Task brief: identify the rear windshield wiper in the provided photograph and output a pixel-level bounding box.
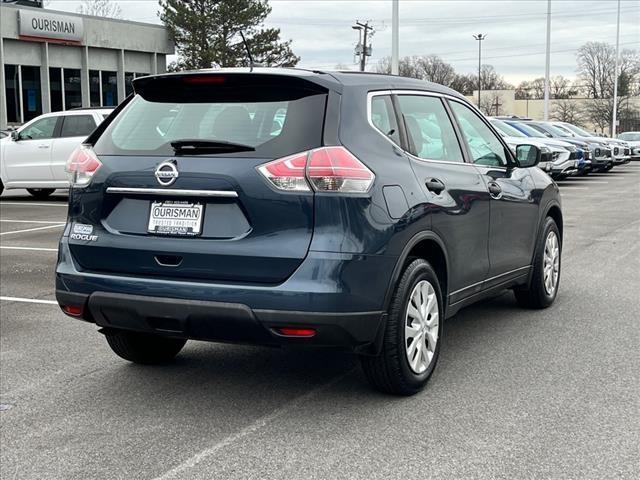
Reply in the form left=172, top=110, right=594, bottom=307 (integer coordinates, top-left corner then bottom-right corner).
left=170, top=139, right=255, bottom=155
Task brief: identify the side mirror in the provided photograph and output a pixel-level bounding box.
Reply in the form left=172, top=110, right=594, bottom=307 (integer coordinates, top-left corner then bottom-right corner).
left=516, top=144, right=541, bottom=168
left=11, top=130, right=19, bottom=141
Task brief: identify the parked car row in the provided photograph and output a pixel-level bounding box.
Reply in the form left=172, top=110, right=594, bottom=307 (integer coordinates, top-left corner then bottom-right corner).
left=0, top=108, right=112, bottom=197
left=493, top=116, right=634, bottom=180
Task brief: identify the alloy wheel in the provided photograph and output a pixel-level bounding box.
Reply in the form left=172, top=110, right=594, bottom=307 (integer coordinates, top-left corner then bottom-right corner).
left=543, top=231, right=560, bottom=296
left=405, top=280, right=439, bottom=374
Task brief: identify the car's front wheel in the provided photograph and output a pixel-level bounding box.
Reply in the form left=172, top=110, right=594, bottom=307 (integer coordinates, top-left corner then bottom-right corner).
left=26, top=188, right=55, bottom=199
left=361, top=258, right=443, bottom=395
left=104, top=329, right=187, bottom=364
left=514, top=216, right=561, bottom=309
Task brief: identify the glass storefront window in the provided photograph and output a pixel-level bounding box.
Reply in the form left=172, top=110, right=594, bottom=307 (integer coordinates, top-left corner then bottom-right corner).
left=49, top=67, right=63, bottom=112
left=21, top=66, right=42, bottom=122
left=90, top=70, right=101, bottom=107
left=125, top=72, right=135, bottom=97
left=101, top=71, right=117, bottom=106
left=4, top=65, right=20, bottom=123
left=64, top=69, right=82, bottom=109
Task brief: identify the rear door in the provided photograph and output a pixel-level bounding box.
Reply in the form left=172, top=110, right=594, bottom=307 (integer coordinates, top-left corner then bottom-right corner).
left=51, top=113, right=99, bottom=182
left=3, top=115, right=58, bottom=184
left=68, top=73, right=328, bottom=284
left=392, top=93, right=490, bottom=304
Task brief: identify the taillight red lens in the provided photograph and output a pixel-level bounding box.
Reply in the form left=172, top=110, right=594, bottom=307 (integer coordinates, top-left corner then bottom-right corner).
left=257, top=147, right=374, bottom=193
left=307, top=146, right=374, bottom=192
left=258, top=151, right=311, bottom=191
left=65, top=145, right=101, bottom=187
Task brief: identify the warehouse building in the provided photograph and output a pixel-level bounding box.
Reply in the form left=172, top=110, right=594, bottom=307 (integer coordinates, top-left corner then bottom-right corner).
left=0, top=1, right=174, bottom=128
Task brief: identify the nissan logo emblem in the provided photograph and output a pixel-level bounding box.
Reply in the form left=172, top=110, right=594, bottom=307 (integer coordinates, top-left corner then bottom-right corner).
left=155, top=160, right=179, bottom=186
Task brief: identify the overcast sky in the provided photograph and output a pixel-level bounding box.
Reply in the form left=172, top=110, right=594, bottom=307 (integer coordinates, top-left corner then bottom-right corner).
left=47, top=0, right=639, bottom=84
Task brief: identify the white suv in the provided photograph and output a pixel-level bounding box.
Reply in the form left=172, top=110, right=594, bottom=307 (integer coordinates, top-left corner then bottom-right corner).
left=0, top=108, right=112, bottom=198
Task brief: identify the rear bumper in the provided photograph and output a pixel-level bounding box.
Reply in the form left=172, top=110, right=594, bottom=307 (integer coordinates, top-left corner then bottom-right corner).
left=56, top=239, right=393, bottom=352
left=56, top=290, right=385, bottom=352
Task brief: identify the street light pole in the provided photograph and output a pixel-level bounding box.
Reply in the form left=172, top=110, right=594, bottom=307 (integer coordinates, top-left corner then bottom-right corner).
left=612, top=0, right=621, bottom=137
left=473, top=34, right=486, bottom=108
left=543, top=0, right=551, bottom=120
left=391, top=0, right=399, bottom=75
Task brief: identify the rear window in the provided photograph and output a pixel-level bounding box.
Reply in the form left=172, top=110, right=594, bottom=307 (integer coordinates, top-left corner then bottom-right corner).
left=94, top=80, right=327, bottom=157
left=60, top=115, right=97, bottom=138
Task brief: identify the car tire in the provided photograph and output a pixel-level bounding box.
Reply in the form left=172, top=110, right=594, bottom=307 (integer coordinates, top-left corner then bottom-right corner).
left=514, top=216, right=561, bottom=309
left=27, top=188, right=55, bottom=199
left=360, top=258, right=443, bottom=396
left=104, top=329, right=187, bottom=364
left=0, top=180, right=4, bottom=196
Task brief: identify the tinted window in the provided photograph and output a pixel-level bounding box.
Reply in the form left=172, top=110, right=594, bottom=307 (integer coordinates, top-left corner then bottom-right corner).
left=449, top=101, right=508, bottom=167
left=370, top=95, right=400, bottom=145
left=60, top=115, right=97, bottom=138
left=95, top=93, right=326, bottom=158
left=397, top=95, right=463, bottom=162
left=20, top=116, right=58, bottom=140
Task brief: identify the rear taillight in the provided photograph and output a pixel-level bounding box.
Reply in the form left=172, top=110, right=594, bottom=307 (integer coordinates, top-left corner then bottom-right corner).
left=65, top=144, right=102, bottom=187
left=258, top=147, right=374, bottom=193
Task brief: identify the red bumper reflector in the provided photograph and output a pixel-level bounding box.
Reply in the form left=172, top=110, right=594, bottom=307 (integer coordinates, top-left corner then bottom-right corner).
left=276, top=327, right=316, bottom=337
left=62, top=305, right=83, bottom=316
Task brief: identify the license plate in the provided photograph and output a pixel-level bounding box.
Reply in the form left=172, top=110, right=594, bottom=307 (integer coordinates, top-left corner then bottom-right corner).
left=148, top=201, right=204, bottom=236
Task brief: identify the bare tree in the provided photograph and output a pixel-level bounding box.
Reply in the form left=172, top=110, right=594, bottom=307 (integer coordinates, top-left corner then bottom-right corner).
left=417, top=55, right=456, bottom=85
left=77, top=0, right=122, bottom=19
left=479, top=92, right=505, bottom=116
left=551, top=100, right=584, bottom=124
left=476, top=64, right=513, bottom=91
left=549, top=75, right=576, bottom=99
left=576, top=42, right=639, bottom=98
left=576, top=42, right=639, bottom=133
left=449, top=73, right=475, bottom=96
left=375, top=56, right=421, bottom=78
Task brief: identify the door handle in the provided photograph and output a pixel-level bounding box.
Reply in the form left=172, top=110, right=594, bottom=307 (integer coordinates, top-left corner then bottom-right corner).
left=38, top=145, right=50, bottom=149
left=487, top=181, right=502, bottom=199
left=425, top=178, right=445, bottom=194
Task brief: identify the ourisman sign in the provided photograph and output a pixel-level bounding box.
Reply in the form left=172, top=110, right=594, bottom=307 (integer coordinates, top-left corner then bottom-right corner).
left=19, top=10, right=84, bottom=43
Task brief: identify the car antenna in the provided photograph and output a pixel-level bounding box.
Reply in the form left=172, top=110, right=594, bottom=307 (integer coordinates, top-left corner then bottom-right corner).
left=239, top=31, right=255, bottom=72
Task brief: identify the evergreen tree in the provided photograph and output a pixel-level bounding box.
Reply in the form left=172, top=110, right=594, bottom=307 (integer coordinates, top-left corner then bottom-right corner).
left=159, top=0, right=299, bottom=70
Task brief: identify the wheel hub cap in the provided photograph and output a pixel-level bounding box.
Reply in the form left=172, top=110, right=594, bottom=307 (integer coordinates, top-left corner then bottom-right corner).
left=543, top=231, right=560, bottom=296
left=405, top=280, right=439, bottom=374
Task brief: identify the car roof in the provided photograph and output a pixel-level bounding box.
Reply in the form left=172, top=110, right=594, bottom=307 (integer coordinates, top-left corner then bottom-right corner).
left=137, top=67, right=467, bottom=100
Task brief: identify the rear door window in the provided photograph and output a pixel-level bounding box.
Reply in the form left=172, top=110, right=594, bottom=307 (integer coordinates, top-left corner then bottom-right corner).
left=94, top=86, right=327, bottom=158
left=60, top=115, right=97, bottom=138
left=396, top=95, right=464, bottom=163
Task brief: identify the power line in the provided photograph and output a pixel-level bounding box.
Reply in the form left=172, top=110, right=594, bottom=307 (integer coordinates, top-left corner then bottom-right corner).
left=269, top=7, right=638, bottom=26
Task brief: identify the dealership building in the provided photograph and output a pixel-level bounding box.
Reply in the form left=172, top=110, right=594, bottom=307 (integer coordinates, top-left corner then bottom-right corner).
left=0, top=1, right=174, bottom=128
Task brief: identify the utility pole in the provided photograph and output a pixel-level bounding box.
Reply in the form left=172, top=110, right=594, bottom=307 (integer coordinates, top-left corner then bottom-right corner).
left=391, top=0, right=399, bottom=75
left=473, top=34, right=486, bottom=108
left=353, top=21, right=373, bottom=72
left=612, top=0, right=621, bottom=137
left=543, top=0, right=551, bottom=120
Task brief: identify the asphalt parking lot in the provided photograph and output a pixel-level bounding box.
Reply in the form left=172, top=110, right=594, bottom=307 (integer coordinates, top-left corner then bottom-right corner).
left=1, top=165, right=639, bottom=480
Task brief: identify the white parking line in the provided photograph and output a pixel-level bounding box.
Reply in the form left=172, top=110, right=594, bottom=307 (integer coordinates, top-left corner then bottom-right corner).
left=1, top=219, right=66, bottom=224
left=0, top=296, right=58, bottom=305
left=0, top=224, right=65, bottom=236
left=0, top=246, right=58, bottom=252
left=0, top=202, right=67, bottom=207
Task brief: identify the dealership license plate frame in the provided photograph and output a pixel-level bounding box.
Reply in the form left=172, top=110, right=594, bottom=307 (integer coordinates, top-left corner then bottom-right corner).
left=148, top=200, right=204, bottom=237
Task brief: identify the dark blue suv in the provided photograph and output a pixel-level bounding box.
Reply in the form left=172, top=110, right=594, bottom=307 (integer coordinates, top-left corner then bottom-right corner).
left=56, top=69, right=562, bottom=395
